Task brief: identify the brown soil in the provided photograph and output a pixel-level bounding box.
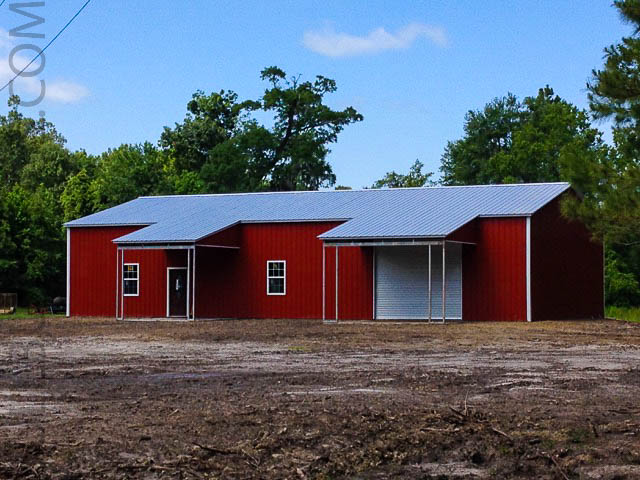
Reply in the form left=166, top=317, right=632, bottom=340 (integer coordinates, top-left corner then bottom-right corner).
left=0, top=317, right=639, bottom=479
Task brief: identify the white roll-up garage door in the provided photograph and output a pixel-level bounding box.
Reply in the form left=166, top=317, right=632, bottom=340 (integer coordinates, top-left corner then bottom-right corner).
left=375, top=244, right=462, bottom=320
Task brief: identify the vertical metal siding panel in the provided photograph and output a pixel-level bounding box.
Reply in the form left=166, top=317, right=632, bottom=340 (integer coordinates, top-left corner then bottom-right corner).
left=337, top=246, right=372, bottom=320
left=70, top=226, right=141, bottom=316
left=196, top=247, right=238, bottom=319
left=462, top=218, right=527, bottom=321
left=446, top=244, right=463, bottom=318
left=120, top=249, right=170, bottom=318
left=324, top=245, right=334, bottom=320
left=531, top=197, right=604, bottom=320
left=339, top=247, right=348, bottom=320
left=71, top=228, right=189, bottom=319
left=354, top=247, right=374, bottom=320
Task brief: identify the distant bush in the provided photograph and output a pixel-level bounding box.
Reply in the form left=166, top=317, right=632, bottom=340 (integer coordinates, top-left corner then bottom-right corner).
left=606, top=306, right=640, bottom=323
left=605, top=250, right=640, bottom=307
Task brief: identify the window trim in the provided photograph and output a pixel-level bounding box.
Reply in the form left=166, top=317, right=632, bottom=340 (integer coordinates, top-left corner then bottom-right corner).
left=123, top=263, right=139, bottom=297
left=266, top=260, right=286, bottom=296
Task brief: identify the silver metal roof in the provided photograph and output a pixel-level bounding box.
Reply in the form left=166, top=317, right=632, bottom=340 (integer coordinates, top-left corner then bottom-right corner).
left=64, top=183, right=571, bottom=243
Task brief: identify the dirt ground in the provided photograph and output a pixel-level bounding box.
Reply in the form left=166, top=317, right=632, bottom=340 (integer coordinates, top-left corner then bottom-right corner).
left=0, top=317, right=639, bottom=479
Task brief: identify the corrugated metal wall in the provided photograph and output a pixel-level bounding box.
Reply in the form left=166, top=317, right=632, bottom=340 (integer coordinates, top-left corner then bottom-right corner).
left=120, top=249, right=187, bottom=318
left=69, top=227, right=190, bottom=317
left=531, top=196, right=604, bottom=320
left=69, top=226, right=139, bottom=316
left=374, top=245, right=462, bottom=320
left=70, top=222, right=373, bottom=319
left=460, top=218, right=527, bottom=321
left=195, top=223, right=373, bottom=320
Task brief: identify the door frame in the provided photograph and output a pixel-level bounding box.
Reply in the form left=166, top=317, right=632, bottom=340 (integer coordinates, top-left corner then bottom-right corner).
left=166, top=267, right=188, bottom=318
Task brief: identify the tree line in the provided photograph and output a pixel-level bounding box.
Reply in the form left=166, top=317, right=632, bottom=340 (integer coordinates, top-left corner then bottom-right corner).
left=1, top=1, right=639, bottom=307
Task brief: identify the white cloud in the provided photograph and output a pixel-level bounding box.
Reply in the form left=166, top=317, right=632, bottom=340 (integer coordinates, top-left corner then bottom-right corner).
left=0, top=28, right=89, bottom=104
left=303, top=23, right=448, bottom=57
left=45, top=81, right=89, bottom=103
left=0, top=29, right=13, bottom=50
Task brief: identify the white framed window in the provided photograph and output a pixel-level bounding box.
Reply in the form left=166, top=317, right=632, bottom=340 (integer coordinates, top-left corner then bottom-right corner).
left=267, top=260, right=286, bottom=295
left=123, top=263, right=139, bottom=296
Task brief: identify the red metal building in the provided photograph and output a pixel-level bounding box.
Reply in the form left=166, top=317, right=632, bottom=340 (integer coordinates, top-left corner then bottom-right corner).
left=65, top=183, right=603, bottom=322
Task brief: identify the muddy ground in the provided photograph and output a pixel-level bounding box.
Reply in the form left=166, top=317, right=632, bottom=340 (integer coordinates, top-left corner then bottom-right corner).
left=0, top=318, right=639, bottom=479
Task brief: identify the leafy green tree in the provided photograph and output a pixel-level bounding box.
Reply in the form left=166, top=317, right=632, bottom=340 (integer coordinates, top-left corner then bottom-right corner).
left=588, top=0, right=640, bottom=131
left=160, top=90, right=246, bottom=174
left=0, top=188, right=18, bottom=288
left=372, top=160, right=434, bottom=188
left=0, top=96, right=67, bottom=187
left=20, top=141, right=75, bottom=193
left=440, top=87, right=605, bottom=185
left=0, top=186, right=65, bottom=305
left=253, top=67, right=363, bottom=190
left=61, top=167, right=95, bottom=222
left=0, top=98, right=29, bottom=186
left=440, top=94, right=521, bottom=185
left=0, top=97, right=75, bottom=304
left=162, top=66, right=363, bottom=192
left=18, top=186, right=66, bottom=304
left=560, top=0, right=640, bottom=307
left=565, top=0, right=640, bottom=245
left=90, top=143, right=173, bottom=208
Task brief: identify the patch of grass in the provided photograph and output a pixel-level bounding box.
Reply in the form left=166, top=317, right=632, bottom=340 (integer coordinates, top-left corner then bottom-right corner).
left=567, top=427, right=591, bottom=444
left=539, top=437, right=556, bottom=450
left=0, top=307, right=64, bottom=320
left=497, top=445, right=511, bottom=455
left=607, top=306, right=640, bottom=323
left=288, top=345, right=310, bottom=353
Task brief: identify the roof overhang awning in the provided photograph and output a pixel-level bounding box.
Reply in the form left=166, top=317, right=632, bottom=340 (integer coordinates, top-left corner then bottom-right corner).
left=116, top=243, right=195, bottom=250
left=115, top=241, right=240, bottom=250
left=322, top=234, right=478, bottom=246
left=322, top=238, right=446, bottom=247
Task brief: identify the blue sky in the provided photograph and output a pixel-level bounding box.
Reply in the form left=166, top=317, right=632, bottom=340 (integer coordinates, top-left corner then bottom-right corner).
left=0, top=1, right=631, bottom=188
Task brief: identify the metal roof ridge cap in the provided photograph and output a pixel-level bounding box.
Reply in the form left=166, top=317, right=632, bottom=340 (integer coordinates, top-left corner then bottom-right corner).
left=136, top=190, right=353, bottom=199
left=65, top=222, right=154, bottom=228
left=239, top=218, right=352, bottom=224
left=137, top=182, right=571, bottom=199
